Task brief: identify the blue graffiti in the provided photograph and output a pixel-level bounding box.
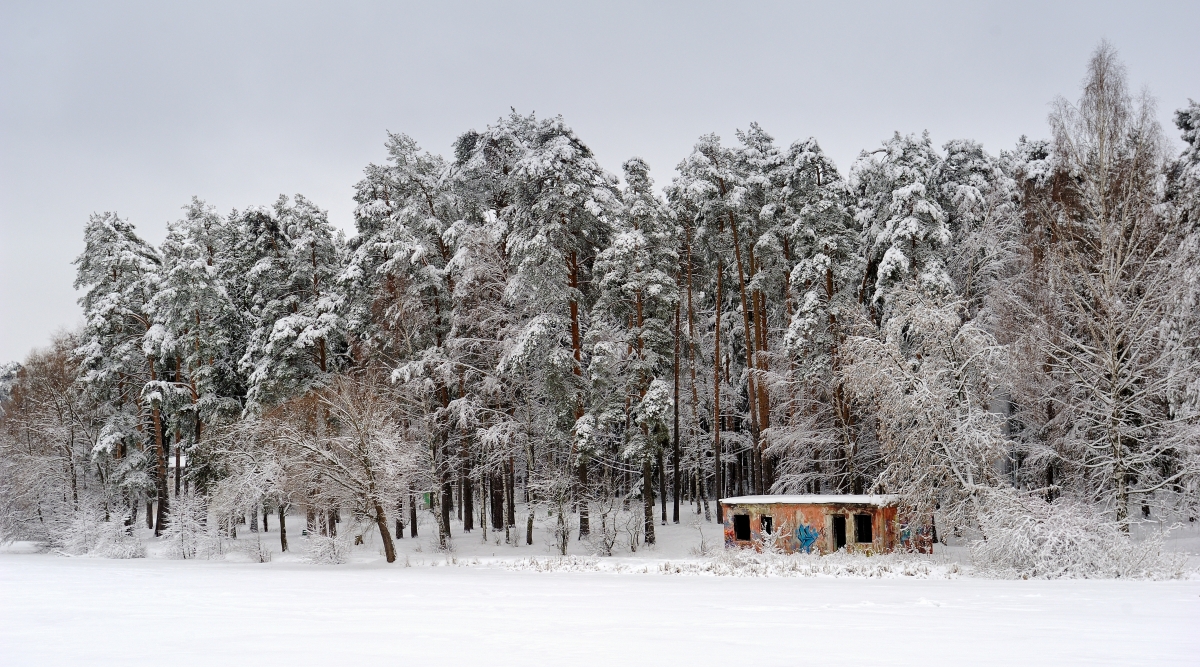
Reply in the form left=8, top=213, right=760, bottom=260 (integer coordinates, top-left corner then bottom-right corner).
left=795, top=524, right=820, bottom=553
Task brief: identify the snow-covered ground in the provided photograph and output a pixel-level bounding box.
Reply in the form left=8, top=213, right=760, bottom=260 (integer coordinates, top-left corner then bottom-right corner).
left=1, top=552, right=1197, bottom=666
left=2, top=513, right=1198, bottom=666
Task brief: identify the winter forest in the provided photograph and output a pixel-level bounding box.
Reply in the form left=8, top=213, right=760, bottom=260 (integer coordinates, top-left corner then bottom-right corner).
left=2, top=45, right=1198, bottom=578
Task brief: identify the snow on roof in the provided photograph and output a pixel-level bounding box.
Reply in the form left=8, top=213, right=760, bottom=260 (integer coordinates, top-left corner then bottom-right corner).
left=720, top=494, right=900, bottom=506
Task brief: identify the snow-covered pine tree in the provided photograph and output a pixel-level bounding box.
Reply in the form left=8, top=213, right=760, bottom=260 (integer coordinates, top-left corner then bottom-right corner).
left=237, top=195, right=345, bottom=410
left=989, top=136, right=1064, bottom=495
left=936, top=140, right=1021, bottom=322
left=669, top=133, right=747, bottom=511
left=147, top=198, right=242, bottom=496
left=836, top=132, right=1012, bottom=529
left=730, top=124, right=795, bottom=497
left=668, top=134, right=736, bottom=516
left=592, top=157, right=679, bottom=544
left=74, top=212, right=171, bottom=533
left=854, top=131, right=952, bottom=318
left=344, top=133, right=458, bottom=366
left=445, top=205, right=519, bottom=540
left=463, top=112, right=618, bottom=539
left=772, top=138, right=865, bottom=494
left=450, top=121, right=536, bottom=545
left=347, top=132, right=461, bottom=547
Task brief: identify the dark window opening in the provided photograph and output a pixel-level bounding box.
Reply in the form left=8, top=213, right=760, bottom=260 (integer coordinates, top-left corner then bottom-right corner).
left=733, top=514, right=751, bottom=541
left=832, top=515, right=847, bottom=550
left=855, top=514, right=873, bottom=543
left=760, top=516, right=773, bottom=534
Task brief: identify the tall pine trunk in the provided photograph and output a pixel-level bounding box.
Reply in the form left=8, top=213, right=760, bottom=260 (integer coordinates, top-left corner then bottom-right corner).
left=148, top=356, right=169, bottom=536
left=658, top=448, right=666, bottom=524
left=567, top=250, right=589, bottom=538
left=672, top=298, right=681, bottom=524
left=462, top=449, right=474, bottom=532
left=278, top=506, right=288, bottom=552
left=642, top=458, right=656, bottom=545
left=408, top=489, right=418, bottom=538
left=713, top=258, right=724, bottom=523
left=726, top=214, right=763, bottom=495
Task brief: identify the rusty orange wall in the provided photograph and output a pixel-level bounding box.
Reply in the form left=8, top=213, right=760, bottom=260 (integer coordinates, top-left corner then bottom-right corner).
left=722, top=503, right=899, bottom=554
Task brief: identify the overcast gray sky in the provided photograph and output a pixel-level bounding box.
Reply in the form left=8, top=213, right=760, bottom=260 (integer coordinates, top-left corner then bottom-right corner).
left=2, top=1, right=1197, bottom=363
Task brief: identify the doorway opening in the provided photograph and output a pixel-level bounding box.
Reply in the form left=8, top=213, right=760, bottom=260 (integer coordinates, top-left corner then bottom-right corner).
left=833, top=515, right=847, bottom=550
left=733, top=514, right=751, bottom=541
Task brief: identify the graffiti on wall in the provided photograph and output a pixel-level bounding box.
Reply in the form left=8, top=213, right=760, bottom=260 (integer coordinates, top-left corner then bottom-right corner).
left=794, top=523, right=820, bottom=553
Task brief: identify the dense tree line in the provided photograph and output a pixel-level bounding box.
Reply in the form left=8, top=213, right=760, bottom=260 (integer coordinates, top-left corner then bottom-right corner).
left=2, top=45, right=1198, bottom=562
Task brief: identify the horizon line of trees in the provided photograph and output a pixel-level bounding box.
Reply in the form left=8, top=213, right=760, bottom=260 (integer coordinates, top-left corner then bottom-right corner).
left=2, top=44, right=1198, bottom=562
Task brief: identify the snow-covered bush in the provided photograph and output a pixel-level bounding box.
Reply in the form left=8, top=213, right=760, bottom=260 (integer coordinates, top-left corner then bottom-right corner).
left=757, top=528, right=787, bottom=555
left=505, top=550, right=953, bottom=578
left=194, top=528, right=228, bottom=560
left=687, top=521, right=715, bottom=557
left=238, top=535, right=273, bottom=563
left=305, top=532, right=352, bottom=564
left=684, top=549, right=951, bottom=578
left=971, top=490, right=1188, bottom=579
left=161, top=492, right=207, bottom=559
left=584, top=522, right=618, bottom=557
left=94, top=521, right=147, bottom=559
left=541, top=506, right=575, bottom=557
left=584, top=497, right=620, bottom=556
left=159, top=493, right=239, bottom=560
left=506, top=555, right=611, bottom=573
left=619, top=509, right=643, bottom=553
left=56, top=505, right=103, bottom=555
left=56, top=501, right=144, bottom=559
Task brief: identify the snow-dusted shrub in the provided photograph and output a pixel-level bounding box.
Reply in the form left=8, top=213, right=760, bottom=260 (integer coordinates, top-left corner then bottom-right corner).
left=539, top=507, right=575, bottom=556
left=236, top=535, right=273, bottom=563
left=506, top=555, right=611, bottom=573
left=161, top=511, right=265, bottom=561
left=305, top=532, right=352, bottom=564
left=195, top=527, right=228, bottom=560
left=52, top=505, right=99, bottom=555
left=688, top=521, right=715, bottom=557
left=582, top=505, right=644, bottom=554
left=94, top=521, right=146, bottom=559
left=620, top=509, right=644, bottom=553
left=504, top=551, right=953, bottom=578
left=56, top=502, right=144, bottom=559
left=971, top=490, right=1188, bottom=579
left=675, top=549, right=950, bottom=578
left=160, top=494, right=238, bottom=560
left=160, top=492, right=207, bottom=559
left=756, top=528, right=787, bottom=555
left=584, top=498, right=621, bottom=556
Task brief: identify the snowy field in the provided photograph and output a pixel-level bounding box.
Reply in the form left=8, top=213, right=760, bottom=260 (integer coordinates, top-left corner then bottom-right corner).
left=3, top=512, right=1200, bottom=667
left=1, top=552, right=1198, bottom=667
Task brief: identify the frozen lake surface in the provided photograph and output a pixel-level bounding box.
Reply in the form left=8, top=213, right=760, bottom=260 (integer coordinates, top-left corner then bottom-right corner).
left=2, top=553, right=1197, bottom=666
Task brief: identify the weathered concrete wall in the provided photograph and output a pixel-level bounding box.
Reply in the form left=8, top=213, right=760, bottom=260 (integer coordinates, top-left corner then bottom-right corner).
left=721, top=502, right=900, bottom=554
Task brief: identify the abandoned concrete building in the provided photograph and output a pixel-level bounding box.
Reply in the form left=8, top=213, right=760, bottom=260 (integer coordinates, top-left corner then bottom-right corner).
left=720, top=495, right=903, bottom=554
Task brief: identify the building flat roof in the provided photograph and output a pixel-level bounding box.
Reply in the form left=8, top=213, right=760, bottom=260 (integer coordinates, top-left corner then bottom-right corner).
left=720, top=494, right=900, bottom=506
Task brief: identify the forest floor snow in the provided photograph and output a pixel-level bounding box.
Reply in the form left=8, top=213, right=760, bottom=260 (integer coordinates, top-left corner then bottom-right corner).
left=3, top=512, right=1199, bottom=665
left=2, top=551, right=1198, bottom=666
